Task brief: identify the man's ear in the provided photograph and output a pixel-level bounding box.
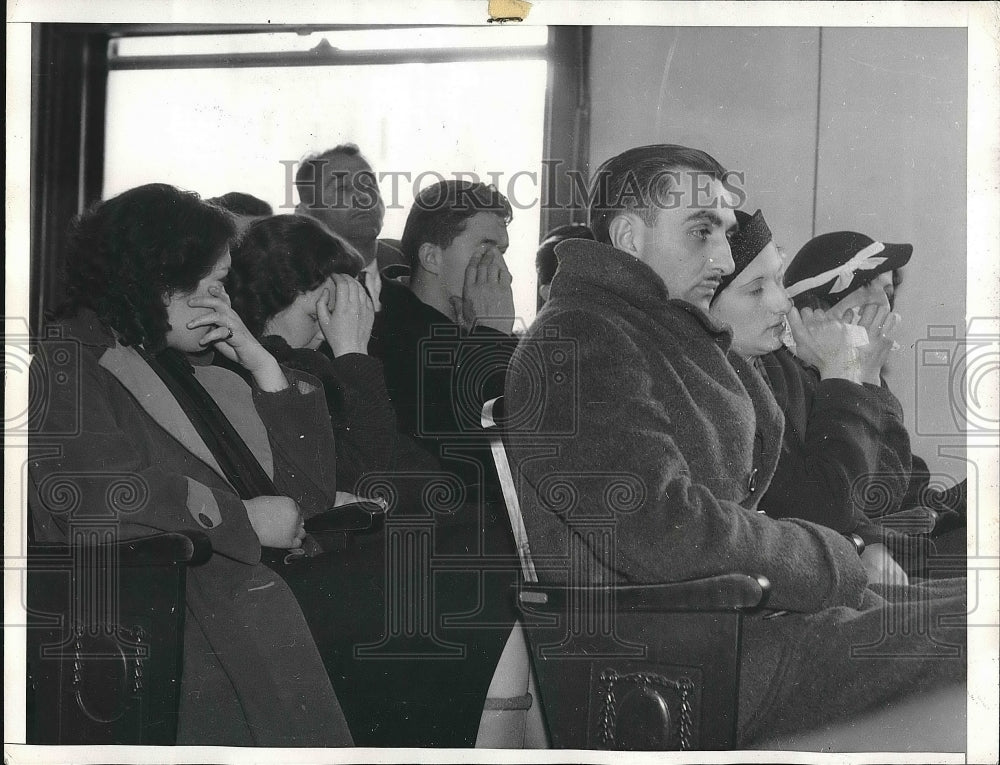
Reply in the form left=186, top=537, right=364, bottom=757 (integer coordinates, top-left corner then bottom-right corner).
left=608, top=213, right=644, bottom=257
left=417, top=242, right=442, bottom=275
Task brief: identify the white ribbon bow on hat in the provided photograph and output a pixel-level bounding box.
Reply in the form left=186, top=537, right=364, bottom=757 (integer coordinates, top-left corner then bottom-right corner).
left=786, top=241, right=888, bottom=298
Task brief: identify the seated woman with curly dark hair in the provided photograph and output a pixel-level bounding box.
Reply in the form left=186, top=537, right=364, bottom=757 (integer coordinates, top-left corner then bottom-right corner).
left=27, top=184, right=352, bottom=746
left=227, top=214, right=425, bottom=491
left=228, top=214, right=520, bottom=748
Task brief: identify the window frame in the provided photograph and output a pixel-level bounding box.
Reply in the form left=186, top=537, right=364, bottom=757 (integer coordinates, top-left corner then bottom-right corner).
left=29, top=23, right=589, bottom=331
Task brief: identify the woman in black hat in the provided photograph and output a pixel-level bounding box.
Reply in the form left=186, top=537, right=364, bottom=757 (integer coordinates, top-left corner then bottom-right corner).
left=710, top=211, right=933, bottom=583
left=784, top=229, right=967, bottom=557
left=784, top=230, right=912, bottom=310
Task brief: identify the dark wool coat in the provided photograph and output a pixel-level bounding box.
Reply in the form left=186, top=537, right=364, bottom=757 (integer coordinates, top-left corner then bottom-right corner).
left=27, top=311, right=353, bottom=747
left=758, top=346, right=912, bottom=529
left=263, top=328, right=520, bottom=747
left=260, top=335, right=439, bottom=494
left=758, top=348, right=950, bottom=572
left=370, top=277, right=521, bottom=497
left=505, top=240, right=966, bottom=744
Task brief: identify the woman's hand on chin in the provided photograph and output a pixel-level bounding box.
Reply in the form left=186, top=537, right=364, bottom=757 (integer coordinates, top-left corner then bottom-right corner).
left=849, top=300, right=900, bottom=385
left=187, top=285, right=288, bottom=391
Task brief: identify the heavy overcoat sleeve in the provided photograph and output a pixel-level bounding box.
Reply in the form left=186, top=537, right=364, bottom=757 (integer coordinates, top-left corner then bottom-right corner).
left=248, top=366, right=341, bottom=518
left=507, top=310, right=868, bottom=614
left=759, top=348, right=913, bottom=531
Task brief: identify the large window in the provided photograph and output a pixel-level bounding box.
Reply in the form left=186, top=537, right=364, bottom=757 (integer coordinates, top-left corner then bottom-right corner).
left=103, top=26, right=550, bottom=321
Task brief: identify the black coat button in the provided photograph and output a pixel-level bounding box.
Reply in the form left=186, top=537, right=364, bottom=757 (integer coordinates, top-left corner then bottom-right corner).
left=198, top=513, right=215, bottom=528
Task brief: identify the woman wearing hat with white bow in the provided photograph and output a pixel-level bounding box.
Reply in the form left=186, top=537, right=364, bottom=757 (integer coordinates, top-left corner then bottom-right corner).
left=710, top=213, right=943, bottom=581
left=785, top=229, right=966, bottom=564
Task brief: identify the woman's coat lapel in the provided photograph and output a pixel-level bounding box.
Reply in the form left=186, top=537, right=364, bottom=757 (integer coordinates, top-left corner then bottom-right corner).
left=98, top=343, right=230, bottom=485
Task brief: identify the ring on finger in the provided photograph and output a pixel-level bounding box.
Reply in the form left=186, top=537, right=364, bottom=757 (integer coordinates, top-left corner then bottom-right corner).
left=224, top=327, right=234, bottom=340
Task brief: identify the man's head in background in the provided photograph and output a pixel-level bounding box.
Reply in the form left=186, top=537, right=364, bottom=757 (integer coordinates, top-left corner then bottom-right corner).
left=535, top=223, right=594, bottom=306
left=207, top=191, right=273, bottom=237
left=588, top=144, right=739, bottom=312
left=402, top=180, right=513, bottom=312
left=294, top=144, right=385, bottom=263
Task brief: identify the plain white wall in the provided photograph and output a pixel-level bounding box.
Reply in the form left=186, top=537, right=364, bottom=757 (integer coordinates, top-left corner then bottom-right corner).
left=589, top=26, right=820, bottom=256
left=815, top=27, right=968, bottom=484
left=589, top=26, right=967, bottom=481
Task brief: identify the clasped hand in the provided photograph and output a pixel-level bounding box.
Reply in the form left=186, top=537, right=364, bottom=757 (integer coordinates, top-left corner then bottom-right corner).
left=244, top=495, right=306, bottom=549
left=787, top=292, right=900, bottom=385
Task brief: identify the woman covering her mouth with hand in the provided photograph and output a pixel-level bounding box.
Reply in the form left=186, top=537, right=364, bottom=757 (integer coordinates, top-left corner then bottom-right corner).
left=709, top=209, right=919, bottom=586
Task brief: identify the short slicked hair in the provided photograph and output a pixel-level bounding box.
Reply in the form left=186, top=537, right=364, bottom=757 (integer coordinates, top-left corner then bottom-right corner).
left=400, top=180, right=513, bottom=271
left=295, top=143, right=366, bottom=207
left=588, top=144, right=727, bottom=245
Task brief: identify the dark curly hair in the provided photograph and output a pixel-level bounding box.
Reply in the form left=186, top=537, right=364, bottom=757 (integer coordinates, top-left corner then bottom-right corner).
left=228, top=215, right=365, bottom=337
left=58, top=183, right=235, bottom=349
left=400, top=180, right=513, bottom=272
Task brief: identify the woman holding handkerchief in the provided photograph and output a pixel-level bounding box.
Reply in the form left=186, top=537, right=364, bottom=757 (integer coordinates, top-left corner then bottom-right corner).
left=710, top=212, right=931, bottom=584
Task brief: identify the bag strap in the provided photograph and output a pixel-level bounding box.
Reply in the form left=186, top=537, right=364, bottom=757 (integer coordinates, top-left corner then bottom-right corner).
left=481, top=397, right=537, bottom=584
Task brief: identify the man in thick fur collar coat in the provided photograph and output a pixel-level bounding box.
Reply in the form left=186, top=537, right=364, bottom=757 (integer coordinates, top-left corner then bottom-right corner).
left=505, top=145, right=965, bottom=749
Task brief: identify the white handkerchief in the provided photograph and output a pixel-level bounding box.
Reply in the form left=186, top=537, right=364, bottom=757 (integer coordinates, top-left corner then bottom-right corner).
left=844, top=322, right=870, bottom=348
left=781, top=317, right=795, bottom=349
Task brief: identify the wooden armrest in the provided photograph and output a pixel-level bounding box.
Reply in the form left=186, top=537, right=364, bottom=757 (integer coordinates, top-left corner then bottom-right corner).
left=28, top=530, right=212, bottom=567
left=518, top=573, right=771, bottom=613
left=305, top=500, right=386, bottom=535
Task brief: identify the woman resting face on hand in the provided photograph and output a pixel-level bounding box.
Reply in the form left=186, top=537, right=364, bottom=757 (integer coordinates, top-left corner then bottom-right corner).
left=30, top=184, right=351, bottom=745
left=228, top=215, right=373, bottom=357
left=228, top=214, right=436, bottom=495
